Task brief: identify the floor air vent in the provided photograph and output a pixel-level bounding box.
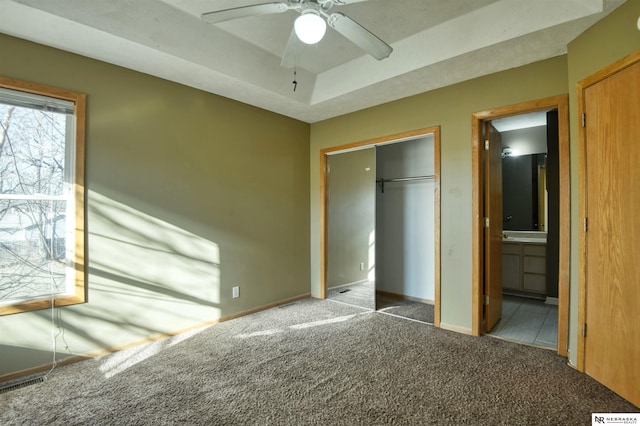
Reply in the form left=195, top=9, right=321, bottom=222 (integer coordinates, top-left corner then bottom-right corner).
left=0, top=376, right=45, bottom=394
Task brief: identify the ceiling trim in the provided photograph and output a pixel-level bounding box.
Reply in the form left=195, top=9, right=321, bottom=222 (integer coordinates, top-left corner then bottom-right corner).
left=0, top=0, right=625, bottom=123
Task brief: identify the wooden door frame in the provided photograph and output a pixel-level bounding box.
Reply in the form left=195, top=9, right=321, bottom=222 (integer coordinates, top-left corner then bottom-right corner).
left=320, top=127, right=441, bottom=326
left=471, top=95, right=570, bottom=357
left=576, top=49, right=640, bottom=372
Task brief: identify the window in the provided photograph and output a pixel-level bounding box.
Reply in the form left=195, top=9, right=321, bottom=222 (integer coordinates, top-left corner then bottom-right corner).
left=0, top=77, right=86, bottom=315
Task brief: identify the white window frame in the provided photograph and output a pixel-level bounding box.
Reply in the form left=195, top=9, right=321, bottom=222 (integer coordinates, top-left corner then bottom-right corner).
left=0, top=77, right=86, bottom=315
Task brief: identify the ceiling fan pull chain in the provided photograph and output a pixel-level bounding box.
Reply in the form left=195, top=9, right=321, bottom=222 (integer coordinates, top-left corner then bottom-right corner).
left=292, top=68, right=298, bottom=92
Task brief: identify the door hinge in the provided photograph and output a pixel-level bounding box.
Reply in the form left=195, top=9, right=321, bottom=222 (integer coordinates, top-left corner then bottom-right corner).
left=484, top=217, right=490, bottom=228
left=582, top=323, right=587, bottom=337
left=484, top=295, right=489, bottom=305
left=584, top=217, right=588, bottom=232
left=484, top=140, right=489, bottom=150
left=581, top=113, right=586, bottom=128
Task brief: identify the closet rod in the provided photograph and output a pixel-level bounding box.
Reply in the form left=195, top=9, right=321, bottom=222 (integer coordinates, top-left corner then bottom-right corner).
left=376, top=175, right=435, bottom=183
left=376, top=175, right=435, bottom=193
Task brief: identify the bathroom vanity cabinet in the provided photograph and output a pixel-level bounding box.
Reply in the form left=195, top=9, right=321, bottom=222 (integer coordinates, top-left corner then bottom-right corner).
left=502, top=241, right=547, bottom=297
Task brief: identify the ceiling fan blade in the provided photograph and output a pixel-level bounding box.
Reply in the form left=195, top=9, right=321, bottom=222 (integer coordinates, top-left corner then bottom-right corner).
left=281, top=28, right=303, bottom=69
left=202, top=2, right=290, bottom=24
left=327, top=12, right=392, bottom=60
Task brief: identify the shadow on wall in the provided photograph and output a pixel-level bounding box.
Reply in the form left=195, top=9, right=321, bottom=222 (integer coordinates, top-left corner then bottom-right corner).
left=0, top=190, right=223, bottom=377
left=89, top=190, right=221, bottom=306
left=85, top=190, right=223, bottom=330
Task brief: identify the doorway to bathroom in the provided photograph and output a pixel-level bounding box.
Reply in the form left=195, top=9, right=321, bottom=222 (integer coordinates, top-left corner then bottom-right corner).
left=471, top=96, right=570, bottom=356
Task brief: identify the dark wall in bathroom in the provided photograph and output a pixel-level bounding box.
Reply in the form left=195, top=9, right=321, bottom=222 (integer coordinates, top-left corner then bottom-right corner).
left=546, top=110, right=559, bottom=299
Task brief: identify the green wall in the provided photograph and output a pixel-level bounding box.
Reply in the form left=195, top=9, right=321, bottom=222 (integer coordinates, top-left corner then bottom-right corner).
left=0, top=33, right=310, bottom=377
left=310, top=56, right=569, bottom=332
left=310, top=0, right=639, bottom=350
left=1, top=0, right=638, bottom=380
left=566, top=0, right=640, bottom=366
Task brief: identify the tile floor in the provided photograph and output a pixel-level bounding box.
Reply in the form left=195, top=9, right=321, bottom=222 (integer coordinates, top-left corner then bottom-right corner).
left=488, top=295, right=558, bottom=349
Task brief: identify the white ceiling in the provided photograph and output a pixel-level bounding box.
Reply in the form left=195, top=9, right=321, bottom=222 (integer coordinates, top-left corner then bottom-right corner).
left=492, top=111, right=550, bottom=132
left=0, top=0, right=627, bottom=123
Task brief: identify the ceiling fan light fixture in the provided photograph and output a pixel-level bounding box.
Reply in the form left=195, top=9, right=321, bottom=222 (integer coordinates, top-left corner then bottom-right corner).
left=294, top=10, right=326, bottom=44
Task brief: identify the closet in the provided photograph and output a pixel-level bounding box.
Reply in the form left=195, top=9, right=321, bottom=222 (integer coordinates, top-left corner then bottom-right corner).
left=375, top=137, right=435, bottom=304
left=325, top=134, right=436, bottom=313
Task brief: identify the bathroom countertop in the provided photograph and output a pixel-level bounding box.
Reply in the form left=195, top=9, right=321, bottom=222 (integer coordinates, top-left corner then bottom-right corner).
left=503, top=238, right=546, bottom=243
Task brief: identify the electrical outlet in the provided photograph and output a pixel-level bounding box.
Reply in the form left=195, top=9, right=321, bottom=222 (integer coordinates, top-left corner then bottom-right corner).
left=232, top=286, right=239, bottom=298
left=360, top=262, right=365, bottom=271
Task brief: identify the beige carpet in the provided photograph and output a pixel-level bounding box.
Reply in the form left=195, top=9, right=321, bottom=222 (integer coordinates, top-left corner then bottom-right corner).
left=327, top=281, right=434, bottom=324
left=376, top=293, right=434, bottom=324
left=1, top=298, right=637, bottom=425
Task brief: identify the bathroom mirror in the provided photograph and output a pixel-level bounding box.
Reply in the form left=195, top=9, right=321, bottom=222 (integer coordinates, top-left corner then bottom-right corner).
left=502, top=153, right=547, bottom=231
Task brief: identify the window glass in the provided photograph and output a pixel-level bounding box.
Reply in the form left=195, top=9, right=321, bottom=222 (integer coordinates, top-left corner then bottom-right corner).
left=0, top=80, right=85, bottom=315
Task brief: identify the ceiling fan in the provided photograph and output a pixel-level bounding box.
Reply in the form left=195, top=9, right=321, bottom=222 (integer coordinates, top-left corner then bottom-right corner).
left=201, top=0, right=393, bottom=68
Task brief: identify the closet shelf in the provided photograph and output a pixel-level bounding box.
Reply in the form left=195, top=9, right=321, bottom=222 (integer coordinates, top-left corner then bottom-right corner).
left=376, top=175, right=434, bottom=193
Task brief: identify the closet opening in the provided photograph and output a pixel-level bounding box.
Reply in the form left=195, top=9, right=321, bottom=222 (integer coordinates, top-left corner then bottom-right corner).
left=320, top=127, right=441, bottom=326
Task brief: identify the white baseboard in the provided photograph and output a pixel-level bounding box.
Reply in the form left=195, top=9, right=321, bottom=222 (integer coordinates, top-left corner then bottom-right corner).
left=545, top=297, right=559, bottom=306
